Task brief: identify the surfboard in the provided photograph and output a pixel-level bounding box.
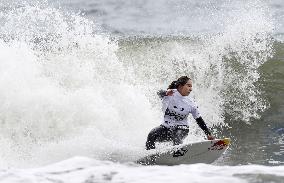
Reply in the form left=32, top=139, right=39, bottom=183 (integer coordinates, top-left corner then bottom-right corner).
left=137, top=138, right=231, bottom=165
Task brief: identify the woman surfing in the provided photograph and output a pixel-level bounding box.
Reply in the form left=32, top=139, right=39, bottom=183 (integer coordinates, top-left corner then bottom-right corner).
left=146, top=76, right=215, bottom=150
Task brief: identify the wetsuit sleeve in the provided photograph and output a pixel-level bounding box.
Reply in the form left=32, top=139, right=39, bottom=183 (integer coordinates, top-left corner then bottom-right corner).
left=157, top=89, right=167, bottom=99
left=196, top=117, right=212, bottom=136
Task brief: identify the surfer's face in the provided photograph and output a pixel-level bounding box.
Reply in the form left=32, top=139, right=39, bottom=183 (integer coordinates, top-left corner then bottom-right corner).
left=178, top=80, right=192, bottom=96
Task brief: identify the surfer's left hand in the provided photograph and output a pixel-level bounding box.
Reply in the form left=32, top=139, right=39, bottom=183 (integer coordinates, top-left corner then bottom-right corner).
left=207, top=135, right=215, bottom=140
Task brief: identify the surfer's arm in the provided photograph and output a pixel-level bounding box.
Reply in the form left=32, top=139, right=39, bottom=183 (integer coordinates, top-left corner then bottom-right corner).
left=195, top=117, right=215, bottom=140
left=191, top=102, right=214, bottom=140
left=157, top=89, right=176, bottom=99
left=157, top=90, right=167, bottom=99
left=195, top=117, right=212, bottom=136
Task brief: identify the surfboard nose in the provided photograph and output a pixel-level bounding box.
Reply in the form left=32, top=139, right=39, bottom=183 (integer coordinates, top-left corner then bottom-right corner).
left=223, top=138, right=231, bottom=146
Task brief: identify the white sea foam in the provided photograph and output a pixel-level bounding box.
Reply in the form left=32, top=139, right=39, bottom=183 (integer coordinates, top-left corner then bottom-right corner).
left=0, top=157, right=283, bottom=183
left=0, top=3, right=158, bottom=168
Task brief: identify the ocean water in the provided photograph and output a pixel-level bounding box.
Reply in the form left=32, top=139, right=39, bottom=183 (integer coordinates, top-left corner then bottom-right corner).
left=0, top=0, right=283, bottom=182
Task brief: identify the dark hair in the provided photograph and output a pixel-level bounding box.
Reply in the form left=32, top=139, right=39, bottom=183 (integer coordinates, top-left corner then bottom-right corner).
left=168, top=76, right=191, bottom=89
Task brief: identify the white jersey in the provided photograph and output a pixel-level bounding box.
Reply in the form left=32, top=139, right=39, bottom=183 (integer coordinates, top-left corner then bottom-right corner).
left=161, top=90, right=201, bottom=127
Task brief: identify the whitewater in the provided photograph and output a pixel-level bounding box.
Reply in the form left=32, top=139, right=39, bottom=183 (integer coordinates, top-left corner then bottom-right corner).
left=0, top=0, right=283, bottom=182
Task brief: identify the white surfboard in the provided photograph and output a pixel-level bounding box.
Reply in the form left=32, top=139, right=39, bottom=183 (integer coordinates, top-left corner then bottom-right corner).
left=137, top=138, right=231, bottom=165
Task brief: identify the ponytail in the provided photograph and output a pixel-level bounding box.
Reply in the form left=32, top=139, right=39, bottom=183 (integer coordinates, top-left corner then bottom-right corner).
left=167, top=76, right=191, bottom=89
left=168, top=81, right=178, bottom=89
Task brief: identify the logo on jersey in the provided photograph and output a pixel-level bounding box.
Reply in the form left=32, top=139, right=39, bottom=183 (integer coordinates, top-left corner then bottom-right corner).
left=165, top=108, right=187, bottom=121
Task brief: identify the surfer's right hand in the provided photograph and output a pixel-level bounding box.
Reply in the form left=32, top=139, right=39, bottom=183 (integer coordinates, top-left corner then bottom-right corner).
left=166, top=89, right=176, bottom=96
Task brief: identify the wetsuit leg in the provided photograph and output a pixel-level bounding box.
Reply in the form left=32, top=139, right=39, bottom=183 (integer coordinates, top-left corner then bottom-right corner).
left=145, top=125, right=170, bottom=150
left=172, top=126, right=189, bottom=146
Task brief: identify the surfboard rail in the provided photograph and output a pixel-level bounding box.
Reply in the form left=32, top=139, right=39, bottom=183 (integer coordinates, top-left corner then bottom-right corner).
left=137, top=138, right=231, bottom=165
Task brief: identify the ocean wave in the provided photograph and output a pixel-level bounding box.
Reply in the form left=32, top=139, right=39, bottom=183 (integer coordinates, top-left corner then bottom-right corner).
left=0, top=1, right=282, bottom=168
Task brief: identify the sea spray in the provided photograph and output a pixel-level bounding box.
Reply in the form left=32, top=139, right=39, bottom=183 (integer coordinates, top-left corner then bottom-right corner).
left=0, top=3, right=157, bottom=167
left=117, top=0, right=274, bottom=125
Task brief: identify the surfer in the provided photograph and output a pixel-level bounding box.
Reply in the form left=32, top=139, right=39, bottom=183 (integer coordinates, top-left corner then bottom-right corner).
left=146, top=76, right=215, bottom=150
